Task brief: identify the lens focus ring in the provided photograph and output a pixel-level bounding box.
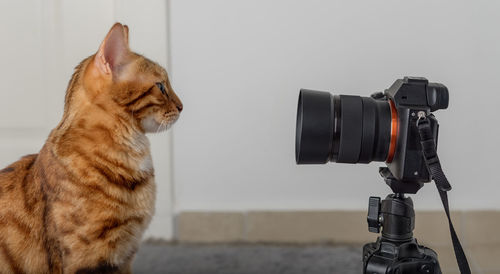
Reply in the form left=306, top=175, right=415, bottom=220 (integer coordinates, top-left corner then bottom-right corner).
left=337, top=95, right=363, bottom=163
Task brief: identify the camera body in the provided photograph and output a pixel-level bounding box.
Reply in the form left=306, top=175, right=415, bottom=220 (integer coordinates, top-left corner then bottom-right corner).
left=380, top=77, right=446, bottom=184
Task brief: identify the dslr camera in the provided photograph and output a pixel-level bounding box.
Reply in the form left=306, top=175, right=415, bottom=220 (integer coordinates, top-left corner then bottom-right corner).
left=296, top=76, right=448, bottom=192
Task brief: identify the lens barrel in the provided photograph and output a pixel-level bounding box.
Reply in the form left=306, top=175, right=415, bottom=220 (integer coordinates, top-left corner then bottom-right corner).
left=296, top=89, right=336, bottom=164
left=296, top=89, right=393, bottom=164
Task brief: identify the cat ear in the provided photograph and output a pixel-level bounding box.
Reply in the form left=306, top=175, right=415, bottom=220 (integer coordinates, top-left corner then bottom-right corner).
left=123, top=24, right=129, bottom=44
left=94, top=23, right=130, bottom=75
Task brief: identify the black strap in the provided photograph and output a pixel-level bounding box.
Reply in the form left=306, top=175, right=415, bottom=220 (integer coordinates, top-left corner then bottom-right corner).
left=417, top=115, right=471, bottom=274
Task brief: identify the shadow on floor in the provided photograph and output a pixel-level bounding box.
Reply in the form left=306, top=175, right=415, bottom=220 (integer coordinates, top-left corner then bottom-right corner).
left=132, top=243, right=362, bottom=274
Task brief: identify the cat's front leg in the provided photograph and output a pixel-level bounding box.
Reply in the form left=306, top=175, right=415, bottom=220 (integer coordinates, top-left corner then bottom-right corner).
left=119, top=260, right=133, bottom=274
left=64, top=259, right=132, bottom=274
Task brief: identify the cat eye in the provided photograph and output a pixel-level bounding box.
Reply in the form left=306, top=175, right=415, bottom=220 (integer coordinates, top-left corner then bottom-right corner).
left=156, top=82, right=168, bottom=97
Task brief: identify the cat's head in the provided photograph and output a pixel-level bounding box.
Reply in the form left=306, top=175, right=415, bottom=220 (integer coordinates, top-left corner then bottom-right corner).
left=78, top=23, right=182, bottom=133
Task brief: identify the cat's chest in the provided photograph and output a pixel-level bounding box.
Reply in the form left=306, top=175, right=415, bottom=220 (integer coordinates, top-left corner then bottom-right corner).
left=138, top=154, right=153, bottom=174
left=131, top=175, right=156, bottom=219
left=132, top=154, right=156, bottom=215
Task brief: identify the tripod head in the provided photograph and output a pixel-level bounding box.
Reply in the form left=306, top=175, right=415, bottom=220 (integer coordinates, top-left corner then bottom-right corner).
left=368, top=168, right=418, bottom=240
left=380, top=167, right=423, bottom=194
left=363, top=171, right=441, bottom=273
left=367, top=193, right=415, bottom=241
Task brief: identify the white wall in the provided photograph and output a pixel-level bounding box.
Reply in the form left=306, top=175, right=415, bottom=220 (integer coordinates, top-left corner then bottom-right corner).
left=2, top=1, right=499, bottom=243
left=170, top=0, right=500, bottom=211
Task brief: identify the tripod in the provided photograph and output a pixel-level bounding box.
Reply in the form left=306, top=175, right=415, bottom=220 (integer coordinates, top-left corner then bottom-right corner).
left=362, top=167, right=441, bottom=274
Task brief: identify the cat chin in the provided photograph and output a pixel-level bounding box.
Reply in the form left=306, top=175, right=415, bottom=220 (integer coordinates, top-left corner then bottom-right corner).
left=141, top=115, right=172, bottom=133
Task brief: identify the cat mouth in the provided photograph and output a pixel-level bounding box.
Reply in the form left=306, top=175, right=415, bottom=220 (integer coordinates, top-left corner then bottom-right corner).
left=163, top=112, right=179, bottom=124
left=141, top=114, right=179, bottom=133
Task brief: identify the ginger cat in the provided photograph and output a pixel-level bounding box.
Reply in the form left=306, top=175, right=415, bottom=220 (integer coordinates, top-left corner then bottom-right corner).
left=0, top=23, right=182, bottom=273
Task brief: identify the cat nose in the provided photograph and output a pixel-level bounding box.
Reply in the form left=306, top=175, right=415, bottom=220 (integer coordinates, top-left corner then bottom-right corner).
left=176, top=104, right=183, bottom=112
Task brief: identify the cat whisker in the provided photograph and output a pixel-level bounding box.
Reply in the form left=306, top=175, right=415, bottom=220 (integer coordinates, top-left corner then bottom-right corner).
left=155, top=121, right=162, bottom=133
left=156, top=121, right=166, bottom=134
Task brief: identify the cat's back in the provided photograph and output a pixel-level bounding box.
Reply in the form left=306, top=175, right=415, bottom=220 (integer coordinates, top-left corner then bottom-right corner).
left=0, top=154, right=39, bottom=207
left=0, top=154, right=40, bottom=208
left=0, top=154, right=37, bottom=184
left=0, top=154, right=49, bottom=273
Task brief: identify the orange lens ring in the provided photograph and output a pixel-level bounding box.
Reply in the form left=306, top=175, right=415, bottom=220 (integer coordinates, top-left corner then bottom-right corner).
left=386, top=100, right=398, bottom=163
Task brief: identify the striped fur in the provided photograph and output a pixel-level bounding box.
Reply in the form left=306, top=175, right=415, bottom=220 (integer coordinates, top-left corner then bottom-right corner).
left=0, top=23, right=182, bottom=273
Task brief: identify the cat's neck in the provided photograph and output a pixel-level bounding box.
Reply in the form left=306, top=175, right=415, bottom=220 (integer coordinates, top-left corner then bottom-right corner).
left=50, top=87, right=151, bottom=175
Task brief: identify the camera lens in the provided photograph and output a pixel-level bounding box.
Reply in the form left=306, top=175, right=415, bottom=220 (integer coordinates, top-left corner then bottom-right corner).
left=296, top=89, right=395, bottom=164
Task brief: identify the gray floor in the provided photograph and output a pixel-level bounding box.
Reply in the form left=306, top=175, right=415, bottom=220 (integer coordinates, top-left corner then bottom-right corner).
left=133, top=243, right=362, bottom=274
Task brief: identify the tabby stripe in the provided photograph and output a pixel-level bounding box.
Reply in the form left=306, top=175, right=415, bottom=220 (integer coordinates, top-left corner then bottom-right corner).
left=63, top=246, right=71, bottom=256
left=135, top=102, right=161, bottom=113
left=75, top=261, right=118, bottom=274
left=65, top=174, right=127, bottom=206
left=113, top=113, right=127, bottom=127
left=79, top=132, right=97, bottom=143
left=59, top=226, right=75, bottom=235
left=53, top=196, right=73, bottom=207
left=90, top=124, right=136, bottom=154
left=96, top=216, right=144, bottom=239
left=40, top=171, right=51, bottom=268
left=21, top=173, right=32, bottom=211
left=111, top=174, right=150, bottom=191
left=90, top=154, right=147, bottom=191
left=114, top=113, right=135, bottom=136
left=93, top=124, right=116, bottom=142
left=67, top=178, right=127, bottom=206
left=82, top=129, right=128, bottom=154
left=71, top=146, right=117, bottom=182
left=0, top=213, right=31, bottom=235
left=0, top=242, right=22, bottom=274
left=109, top=175, right=146, bottom=191
left=63, top=147, right=127, bottom=204
left=73, top=145, right=147, bottom=191
left=21, top=156, right=37, bottom=211
left=40, top=165, right=62, bottom=273
left=96, top=103, right=108, bottom=112
left=77, top=118, right=87, bottom=128
left=0, top=167, right=14, bottom=173
left=93, top=151, right=134, bottom=175
left=77, top=234, right=91, bottom=245
left=125, top=86, right=154, bottom=107
left=70, top=212, right=84, bottom=226
left=90, top=162, right=119, bottom=184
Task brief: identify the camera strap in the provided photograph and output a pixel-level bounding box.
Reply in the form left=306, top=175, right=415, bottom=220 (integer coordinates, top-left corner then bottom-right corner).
left=417, top=115, right=471, bottom=274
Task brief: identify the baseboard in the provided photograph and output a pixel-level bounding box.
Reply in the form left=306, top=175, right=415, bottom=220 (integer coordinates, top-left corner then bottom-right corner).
left=174, top=210, right=500, bottom=248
